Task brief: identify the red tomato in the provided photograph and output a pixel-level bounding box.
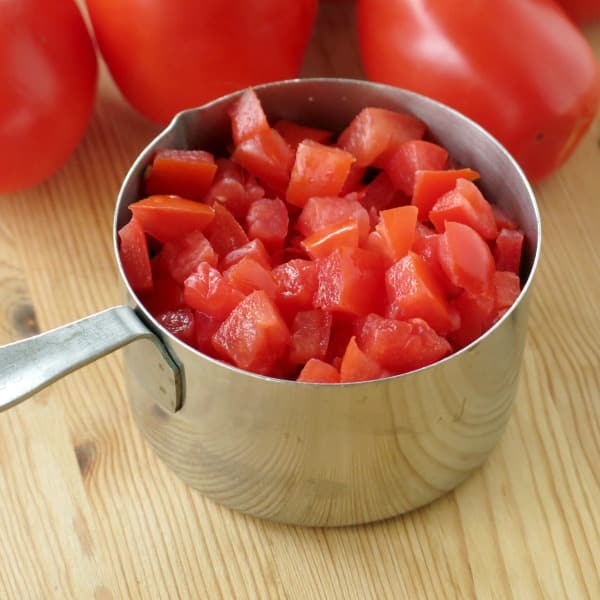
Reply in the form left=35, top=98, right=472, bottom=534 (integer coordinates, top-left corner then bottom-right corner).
left=220, top=239, right=271, bottom=271
left=223, top=256, right=277, bottom=298
left=158, top=230, right=218, bottom=284
left=157, top=308, right=196, bottom=346
left=211, top=290, right=290, bottom=375
left=375, top=205, right=418, bottom=262
left=556, top=0, right=600, bottom=23
left=118, top=218, right=153, bottom=292
left=297, top=359, right=340, bottom=384
left=246, top=198, right=289, bottom=251
left=301, top=219, right=360, bottom=259
left=0, top=0, right=97, bottom=193
left=273, top=120, right=332, bottom=150
left=358, top=0, right=600, bottom=181
left=204, top=203, right=249, bottom=257
left=288, top=310, right=333, bottom=365
left=85, top=0, right=318, bottom=125
left=129, top=195, right=215, bottom=243
left=494, top=229, right=524, bottom=274
left=340, top=337, right=388, bottom=382
left=272, top=259, right=319, bottom=317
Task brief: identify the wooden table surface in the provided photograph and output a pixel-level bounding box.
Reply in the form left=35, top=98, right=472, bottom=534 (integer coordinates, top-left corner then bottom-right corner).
left=1, top=4, right=599, bottom=599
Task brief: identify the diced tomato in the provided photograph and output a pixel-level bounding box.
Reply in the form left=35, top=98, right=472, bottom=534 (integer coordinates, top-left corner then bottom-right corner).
left=341, top=164, right=368, bottom=195
left=211, top=290, right=290, bottom=375
left=493, top=270, right=521, bottom=323
left=220, top=238, right=271, bottom=271
left=375, top=205, right=418, bottom=262
left=438, top=221, right=496, bottom=296
left=412, top=168, right=480, bottom=221
left=145, top=149, right=217, bottom=200
left=228, top=88, right=270, bottom=146
left=159, top=229, right=218, bottom=284
left=204, top=203, right=249, bottom=257
left=246, top=197, right=289, bottom=251
left=400, top=318, right=453, bottom=371
left=138, top=267, right=183, bottom=316
left=118, top=217, right=153, bottom=292
left=337, top=107, right=426, bottom=167
left=223, top=256, right=277, bottom=298
left=183, top=261, right=245, bottom=319
left=272, top=258, right=318, bottom=317
left=288, top=309, right=333, bottom=365
left=386, top=252, right=458, bottom=334
left=301, top=219, right=360, bottom=259
left=296, top=194, right=370, bottom=245
left=492, top=204, right=519, bottom=231
left=494, top=228, right=524, bottom=274
left=204, top=158, right=264, bottom=219
left=315, top=247, right=385, bottom=317
left=339, top=336, right=388, bottom=382
left=354, top=313, right=412, bottom=373
left=429, top=178, right=498, bottom=240
left=411, top=231, right=461, bottom=297
left=128, top=195, right=215, bottom=243
left=156, top=307, right=196, bottom=345
left=297, top=358, right=341, bottom=383
left=380, top=140, right=448, bottom=195
left=449, top=290, right=495, bottom=349
left=193, top=311, right=221, bottom=355
left=286, top=139, right=355, bottom=208
left=232, top=127, right=294, bottom=193
left=273, top=119, right=332, bottom=149
left=360, top=171, right=401, bottom=213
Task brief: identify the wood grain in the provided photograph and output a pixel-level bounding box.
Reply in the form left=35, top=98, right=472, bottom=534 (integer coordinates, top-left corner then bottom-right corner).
left=1, top=3, right=599, bottom=598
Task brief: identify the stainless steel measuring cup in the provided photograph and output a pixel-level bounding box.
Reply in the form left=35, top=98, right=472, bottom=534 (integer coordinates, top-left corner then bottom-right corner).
left=0, top=78, right=541, bottom=526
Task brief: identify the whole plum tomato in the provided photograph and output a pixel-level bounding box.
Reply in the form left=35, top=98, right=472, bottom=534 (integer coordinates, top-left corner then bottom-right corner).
left=0, top=0, right=97, bottom=194
left=556, top=0, right=600, bottom=24
left=357, top=0, right=600, bottom=182
left=85, top=0, right=319, bottom=125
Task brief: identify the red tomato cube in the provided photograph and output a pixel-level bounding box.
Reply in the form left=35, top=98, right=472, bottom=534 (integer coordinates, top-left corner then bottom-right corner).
left=286, top=139, right=355, bottom=207
left=272, top=258, right=318, bottom=316
left=449, top=290, right=495, bottom=349
left=118, top=217, right=153, bottom=292
left=156, top=307, right=196, bottom=346
left=145, top=149, right=217, bottom=200
left=212, top=290, right=290, bottom=375
left=228, top=88, right=270, bottom=146
left=223, top=256, right=277, bottom=298
left=385, top=252, right=458, bottom=335
left=183, top=261, right=245, bottom=320
left=375, top=205, right=418, bottom=262
left=315, top=247, right=385, bottom=317
left=301, top=219, right=360, bottom=259
left=297, top=358, right=340, bottom=383
left=337, top=107, right=426, bottom=167
left=159, top=229, right=218, bottom=284
left=288, top=309, right=333, bottom=365
left=429, top=178, right=498, bottom=240
left=494, top=228, right=524, bottom=274
left=339, top=336, right=388, bottom=382
left=204, top=202, right=249, bottom=257
left=273, top=119, right=332, bottom=150
left=246, top=197, right=289, bottom=251
left=220, top=238, right=271, bottom=271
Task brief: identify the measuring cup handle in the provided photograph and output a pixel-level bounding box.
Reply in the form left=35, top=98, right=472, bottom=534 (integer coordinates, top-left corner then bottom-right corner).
left=0, top=306, right=182, bottom=412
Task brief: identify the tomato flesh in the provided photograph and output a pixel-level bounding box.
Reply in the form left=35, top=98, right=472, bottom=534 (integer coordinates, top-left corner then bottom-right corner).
left=118, top=217, right=153, bottom=292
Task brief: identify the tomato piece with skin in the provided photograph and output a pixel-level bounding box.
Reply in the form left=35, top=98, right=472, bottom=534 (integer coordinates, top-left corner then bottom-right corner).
left=211, top=290, right=290, bottom=375
left=438, top=221, right=496, bottom=296
left=412, top=168, right=480, bottom=221
left=145, top=150, right=217, bottom=199
left=358, top=0, right=600, bottom=182
left=297, top=358, right=340, bottom=383
left=228, top=88, right=270, bottom=146
left=194, top=311, right=221, bottom=355
left=400, top=318, right=453, bottom=371
left=301, top=219, right=360, bottom=259
left=220, top=238, right=271, bottom=271
left=246, top=197, right=289, bottom=251
left=183, top=261, right=245, bottom=320
left=204, top=158, right=264, bottom=220
left=157, top=307, right=196, bottom=346
left=159, top=229, right=218, bottom=284
left=286, top=139, right=356, bottom=208
left=337, top=107, right=427, bottom=167
left=360, top=171, right=401, bottom=214
left=375, top=205, right=418, bottom=262
left=380, top=140, right=449, bottom=196
left=340, top=336, right=388, bottom=382
left=118, top=217, right=153, bottom=292
left=315, top=247, right=385, bottom=317
left=223, top=256, right=277, bottom=298
left=493, top=270, right=521, bottom=322
left=273, top=119, right=332, bottom=150
left=386, top=252, right=458, bottom=335
left=232, top=127, right=294, bottom=193
left=296, top=194, right=370, bottom=245
left=272, top=258, right=318, bottom=317
left=429, top=178, right=498, bottom=241
left=494, top=228, right=524, bottom=274
left=449, top=290, right=495, bottom=349
left=288, top=309, right=333, bottom=365
left=139, top=267, right=183, bottom=316
left=128, top=195, right=215, bottom=243
left=204, top=202, right=249, bottom=257
left=412, top=231, right=461, bottom=297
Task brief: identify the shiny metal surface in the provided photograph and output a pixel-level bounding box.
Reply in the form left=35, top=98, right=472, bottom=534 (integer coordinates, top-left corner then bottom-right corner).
left=0, top=306, right=182, bottom=413
left=115, top=79, right=541, bottom=526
